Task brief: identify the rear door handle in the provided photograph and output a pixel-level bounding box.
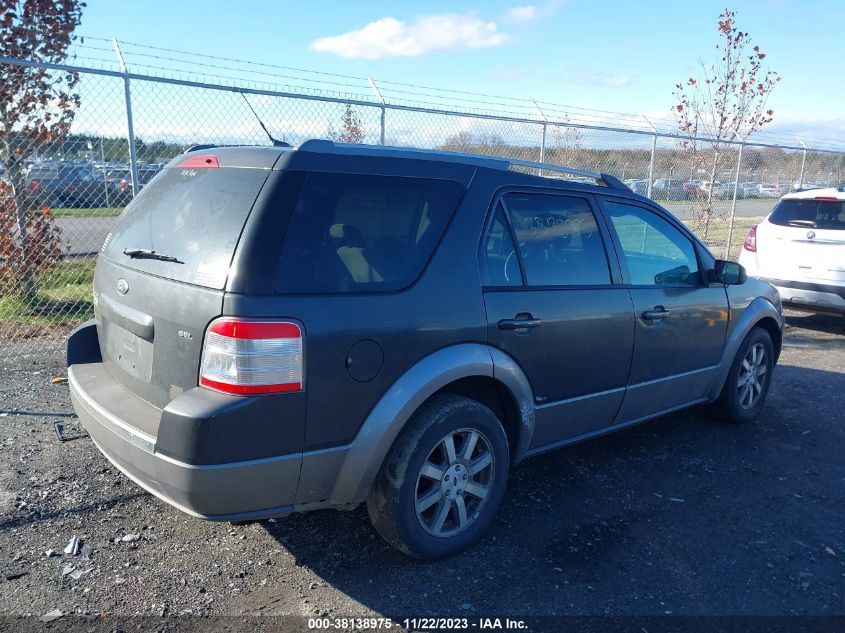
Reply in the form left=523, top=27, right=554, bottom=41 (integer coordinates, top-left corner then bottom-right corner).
left=641, top=307, right=671, bottom=321
left=498, top=317, right=543, bottom=330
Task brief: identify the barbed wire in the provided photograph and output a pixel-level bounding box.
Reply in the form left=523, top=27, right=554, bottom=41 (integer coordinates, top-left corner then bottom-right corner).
left=58, top=34, right=845, bottom=151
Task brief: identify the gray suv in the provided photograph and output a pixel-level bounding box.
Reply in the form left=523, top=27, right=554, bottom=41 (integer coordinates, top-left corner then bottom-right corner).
left=67, top=140, right=784, bottom=559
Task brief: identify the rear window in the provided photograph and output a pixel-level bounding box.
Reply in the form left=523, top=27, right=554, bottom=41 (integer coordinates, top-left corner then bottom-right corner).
left=276, top=173, right=465, bottom=293
left=769, top=199, right=845, bottom=230
left=102, top=167, right=269, bottom=289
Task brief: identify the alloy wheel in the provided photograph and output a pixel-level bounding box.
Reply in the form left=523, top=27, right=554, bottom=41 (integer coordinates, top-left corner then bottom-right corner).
left=737, top=342, right=768, bottom=409
left=414, top=428, right=495, bottom=538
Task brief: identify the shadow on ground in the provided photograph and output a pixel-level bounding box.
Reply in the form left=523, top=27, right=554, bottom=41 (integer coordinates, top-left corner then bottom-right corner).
left=259, top=364, right=844, bottom=616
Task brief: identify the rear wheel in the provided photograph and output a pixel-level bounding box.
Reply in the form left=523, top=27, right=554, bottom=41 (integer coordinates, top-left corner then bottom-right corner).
left=367, top=394, right=509, bottom=559
left=714, top=326, right=774, bottom=423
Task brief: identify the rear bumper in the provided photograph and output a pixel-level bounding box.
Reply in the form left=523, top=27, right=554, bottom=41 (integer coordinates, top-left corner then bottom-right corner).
left=67, top=321, right=302, bottom=520
left=69, top=363, right=300, bottom=520
left=762, top=278, right=845, bottom=314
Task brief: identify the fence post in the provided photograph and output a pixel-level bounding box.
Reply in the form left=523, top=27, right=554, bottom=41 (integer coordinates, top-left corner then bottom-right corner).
left=532, top=100, right=547, bottom=175
left=643, top=116, right=657, bottom=198
left=113, top=38, right=139, bottom=198
left=796, top=136, right=807, bottom=189
left=726, top=138, right=744, bottom=260
left=368, top=77, right=386, bottom=145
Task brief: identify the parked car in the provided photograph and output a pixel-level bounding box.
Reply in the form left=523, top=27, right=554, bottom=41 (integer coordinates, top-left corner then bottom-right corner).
left=106, top=166, right=161, bottom=205
left=67, top=141, right=784, bottom=559
left=652, top=179, right=690, bottom=201
left=25, top=163, right=107, bottom=208
left=758, top=183, right=788, bottom=198
left=699, top=181, right=733, bottom=199
left=739, top=188, right=845, bottom=314
left=623, top=178, right=648, bottom=195
left=682, top=180, right=705, bottom=199
left=738, top=182, right=760, bottom=198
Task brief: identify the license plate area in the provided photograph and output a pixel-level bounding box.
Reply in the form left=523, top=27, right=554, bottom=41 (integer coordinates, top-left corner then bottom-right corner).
left=102, top=317, right=154, bottom=382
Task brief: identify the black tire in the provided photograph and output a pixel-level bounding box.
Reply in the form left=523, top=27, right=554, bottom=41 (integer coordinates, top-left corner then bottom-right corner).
left=367, top=394, right=510, bottom=559
left=714, top=326, right=775, bottom=423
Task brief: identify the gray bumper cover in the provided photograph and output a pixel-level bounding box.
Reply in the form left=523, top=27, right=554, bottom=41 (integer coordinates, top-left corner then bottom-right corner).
left=68, top=363, right=299, bottom=521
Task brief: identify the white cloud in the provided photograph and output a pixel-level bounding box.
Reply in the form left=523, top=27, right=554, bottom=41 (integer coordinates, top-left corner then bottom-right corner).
left=506, top=1, right=566, bottom=22
left=309, top=13, right=511, bottom=59
left=567, top=68, right=634, bottom=88
left=602, top=74, right=632, bottom=87
left=507, top=5, right=538, bottom=22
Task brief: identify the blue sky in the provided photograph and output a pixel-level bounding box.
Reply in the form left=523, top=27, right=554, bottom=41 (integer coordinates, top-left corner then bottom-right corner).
left=75, top=0, right=845, bottom=144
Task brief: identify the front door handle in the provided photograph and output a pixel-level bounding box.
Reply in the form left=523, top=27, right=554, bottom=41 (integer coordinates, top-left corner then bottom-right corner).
left=641, top=307, right=671, bottom=321
left=498, top=316, right=543, bottom=330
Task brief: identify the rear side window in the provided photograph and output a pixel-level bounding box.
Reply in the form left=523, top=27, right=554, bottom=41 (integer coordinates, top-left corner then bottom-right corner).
left=769, top=199, right=845, bottom=230
left=501, top=193, right=611, bottom=286
left=103, top=167, right=269, bottom=289
left=480, top=206, right=521, bottom=286
left=276, top=173, right=465, bottom=293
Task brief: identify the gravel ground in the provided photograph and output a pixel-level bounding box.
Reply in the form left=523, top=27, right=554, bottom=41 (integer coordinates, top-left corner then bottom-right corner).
left=1, top=311, right=843, bottom=623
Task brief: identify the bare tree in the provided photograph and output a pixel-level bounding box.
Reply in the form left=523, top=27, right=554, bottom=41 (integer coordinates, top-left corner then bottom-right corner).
left=673, top=9, right=780, bottom=237
left=0, top=0, right=84, bottom=300
left=328, top=104, right=365, bottom=144
left=550, top=115, right=583, bottom=166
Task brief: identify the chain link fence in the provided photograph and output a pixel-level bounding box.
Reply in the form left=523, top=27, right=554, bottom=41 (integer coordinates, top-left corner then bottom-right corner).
left=2, top=54, right=844, bottom=362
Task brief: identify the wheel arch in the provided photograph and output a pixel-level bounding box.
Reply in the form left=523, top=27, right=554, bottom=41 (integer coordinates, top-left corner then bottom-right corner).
left=707, top=297, right=784, bottom=400
left=327, top=343, right=534, bottom=507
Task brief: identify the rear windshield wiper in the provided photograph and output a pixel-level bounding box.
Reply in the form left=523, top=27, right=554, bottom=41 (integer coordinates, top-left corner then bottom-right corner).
left=123, top=247, right=184, bottom=264
left=787, top=220, right=817, bottom=228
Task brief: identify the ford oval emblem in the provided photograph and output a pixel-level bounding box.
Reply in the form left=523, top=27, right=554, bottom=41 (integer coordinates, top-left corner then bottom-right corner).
left=116, top=278, right=129, bottom=295
left=806, top=230, right=816, bottom=240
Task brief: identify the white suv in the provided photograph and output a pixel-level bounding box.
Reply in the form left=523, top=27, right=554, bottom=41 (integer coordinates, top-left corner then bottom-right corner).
left=739, top=188, right=845, bottom=313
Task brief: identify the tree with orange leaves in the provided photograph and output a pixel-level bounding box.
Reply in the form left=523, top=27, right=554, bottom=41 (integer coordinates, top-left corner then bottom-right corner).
left=673, top=9, right=780, bottom=238
left=1, top=0, right=84, bottom=300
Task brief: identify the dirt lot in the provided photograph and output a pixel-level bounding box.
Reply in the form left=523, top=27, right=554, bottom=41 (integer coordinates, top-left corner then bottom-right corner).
left=1, top=311, right=843, bottom=623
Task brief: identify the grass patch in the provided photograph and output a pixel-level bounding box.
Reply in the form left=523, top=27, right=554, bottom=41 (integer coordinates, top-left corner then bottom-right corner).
left=0, top=258, right=95, bottom=327
left=51, top=207, right=124, bottom=218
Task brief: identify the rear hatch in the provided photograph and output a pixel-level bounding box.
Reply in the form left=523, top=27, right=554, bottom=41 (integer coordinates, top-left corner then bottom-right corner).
left=757, top=196, right=845, bottom=283
left=95, top=153, right=273, bottom=408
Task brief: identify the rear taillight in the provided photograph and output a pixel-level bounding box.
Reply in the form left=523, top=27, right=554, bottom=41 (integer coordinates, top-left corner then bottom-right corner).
left=743, top=225, right=758, bottom=252
left=200, top=318, right=303, bottom=395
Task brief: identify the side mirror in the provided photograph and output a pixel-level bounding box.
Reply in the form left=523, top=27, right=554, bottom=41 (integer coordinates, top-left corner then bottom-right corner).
left=712, top=260, right=747, bottom=285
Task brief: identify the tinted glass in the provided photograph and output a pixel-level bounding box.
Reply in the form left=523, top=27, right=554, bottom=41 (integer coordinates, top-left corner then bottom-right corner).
left=605, top=201, right=700, bottom=286
left=481, top=206, right=521, bottom=286
left=277, top=173, right=465, bottom=293
left=769, top=199, right=845, bottom=230
left=103, top=167, right=269, bottom=289
left=502, top=193, right=611, bottom=286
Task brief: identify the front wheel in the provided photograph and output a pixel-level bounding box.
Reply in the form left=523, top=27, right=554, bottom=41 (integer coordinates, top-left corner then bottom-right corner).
left=714, top=326, right=775, bottom=423
left=367, top=394, right=510, bottom=559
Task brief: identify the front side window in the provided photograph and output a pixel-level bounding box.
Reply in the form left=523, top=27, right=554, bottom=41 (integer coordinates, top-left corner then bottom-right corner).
left=501, top=193, right=611, bottom=286
left=604, top=201, right=700, bottom=286
left=276, top=173, right=465, bottom=293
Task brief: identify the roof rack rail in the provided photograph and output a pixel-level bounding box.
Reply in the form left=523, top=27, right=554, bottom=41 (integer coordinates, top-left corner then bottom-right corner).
left=504, top=158, right=630, bottom=191
left=295, top=139, right=629, bottom=191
